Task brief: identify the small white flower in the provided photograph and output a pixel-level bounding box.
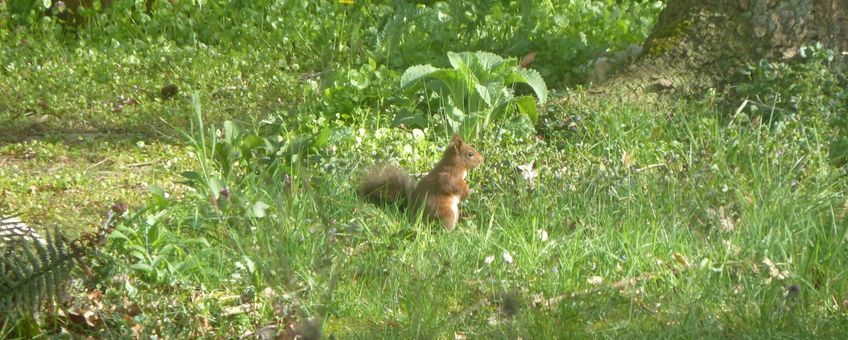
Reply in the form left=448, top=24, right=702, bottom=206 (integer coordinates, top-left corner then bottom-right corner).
left=538, top=229, right=549, bottom=242
left=484, top=255, right=495, bottom=265
left=502, top=251, right=513, bottom=264
left=517, top=161, right=538, bottom=184
left=487, top=315, right=499, bottom=326
left=412, top=129, right=425, bottom=140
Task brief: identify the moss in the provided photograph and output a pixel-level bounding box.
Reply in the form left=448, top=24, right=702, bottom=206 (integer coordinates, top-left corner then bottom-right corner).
left=645, top=19, right=693, bottom=57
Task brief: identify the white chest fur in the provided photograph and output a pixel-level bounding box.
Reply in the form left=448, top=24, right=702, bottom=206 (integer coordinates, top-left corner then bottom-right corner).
left=449, top=195, right=460, bottom=225
left=461, top=170, right=467, bottom=180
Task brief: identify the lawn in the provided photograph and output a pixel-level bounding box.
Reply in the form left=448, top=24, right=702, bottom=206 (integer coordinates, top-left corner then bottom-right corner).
left=2, top=1, right=847, bottom=338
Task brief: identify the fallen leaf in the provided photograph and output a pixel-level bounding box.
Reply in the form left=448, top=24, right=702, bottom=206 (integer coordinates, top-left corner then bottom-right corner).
left=519, top=51, right=537, bottom=68
left=673, top=253, right=691, bottom=268
left=516, top=161, right=538, bottom=186
left=131, top=323, right=144, bottom=338
left=587, top=276, right=604, bottom=286
left=87, top=289, right=103, bottom=302
left=240, top=325, right=278, bottom=340
left=222, top=303, right=255, bottom=317
left=621, top=150, right=634, bottom=168
left=538, top=229, right=549, bottom=242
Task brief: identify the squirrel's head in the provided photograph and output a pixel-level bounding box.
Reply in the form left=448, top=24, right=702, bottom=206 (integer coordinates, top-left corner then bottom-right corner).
left=449, top=134, right=483, bottom=169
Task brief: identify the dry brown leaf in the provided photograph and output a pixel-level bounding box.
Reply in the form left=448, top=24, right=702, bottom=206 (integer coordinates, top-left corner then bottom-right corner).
left=131, top=323, right=144, bottom=338
left=519, top=51, right=537, bottom=68
left=222, top=303, right=255, bottom=317
left=621, top=150, right=634, bottom=169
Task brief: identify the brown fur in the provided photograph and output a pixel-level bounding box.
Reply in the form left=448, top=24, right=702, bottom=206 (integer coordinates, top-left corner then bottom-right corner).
left=358, top=134, right=483, bottom=231
left=358, top=164, right=415, bottom=206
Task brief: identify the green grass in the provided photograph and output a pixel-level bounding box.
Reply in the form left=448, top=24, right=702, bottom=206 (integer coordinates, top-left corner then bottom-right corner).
left=37, top=96, right=840, bottom=338
left=2, top=1, right=847, bottom=338
left=0, top=134, right=194, bottom=238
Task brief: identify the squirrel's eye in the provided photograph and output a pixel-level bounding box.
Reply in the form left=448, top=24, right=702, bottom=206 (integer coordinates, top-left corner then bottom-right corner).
left=467, top=151, right=474, bottom=158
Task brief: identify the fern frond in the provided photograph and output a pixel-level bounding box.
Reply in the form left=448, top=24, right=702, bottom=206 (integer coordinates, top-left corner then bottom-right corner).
left=0, top=214, right=73, bottom=317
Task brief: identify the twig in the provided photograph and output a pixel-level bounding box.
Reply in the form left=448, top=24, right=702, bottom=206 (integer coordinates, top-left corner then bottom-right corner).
left=748, top=99, right=788, bottom=114
left=636, top=163, right=665, bottom=172
left=84, top=158, right=110, bottom=172
left=733, top=98, right=749, bottom=118
left=123, top=161, right=156, bottom=168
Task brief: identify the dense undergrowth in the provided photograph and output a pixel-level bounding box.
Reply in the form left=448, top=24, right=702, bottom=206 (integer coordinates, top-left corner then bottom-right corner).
left=2, top=0, right=848, bottom=338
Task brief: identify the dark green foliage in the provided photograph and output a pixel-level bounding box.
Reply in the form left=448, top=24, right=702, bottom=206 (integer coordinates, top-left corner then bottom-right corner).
left=733, top=44, right=848, bottom=166
left=0, top=214, right=72, bottom=317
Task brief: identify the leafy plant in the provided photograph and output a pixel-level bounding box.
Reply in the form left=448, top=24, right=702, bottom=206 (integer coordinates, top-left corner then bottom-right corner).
left=401, top=51, right=548, bottom=136
left=105, top=207, right=205, bottom=286
left=734, top=44, right=848, bottom=165
left=175, top=94, right=334, bottom=221
left=377, top=1, right=662, bottom=86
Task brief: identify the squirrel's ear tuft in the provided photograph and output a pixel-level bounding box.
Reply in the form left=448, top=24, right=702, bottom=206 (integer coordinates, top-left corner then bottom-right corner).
left=452, top=133, right=464, bottom=146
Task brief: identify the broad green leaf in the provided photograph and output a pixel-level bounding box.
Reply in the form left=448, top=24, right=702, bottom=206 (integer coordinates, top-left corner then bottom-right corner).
left=289, top=135, right=313, bottom=154
left=510, top=68, right=549, bottom=103
left=158, top=244, right=176, bottom=257
left=472, top=51, right=506, bottom=70
left=223, top=121, right=240, bottom=144
left=475, top=83, right=492, bottom=106
left=149, top=185, right=167, bottom=199
left=181, top=171, right=202, bottom=182
left=129, top=250, right=147, bottom=261
left=106, top=230, right=129, bottom=241
left=174, top=260, right=196, bottom=273
left=131, top=263, right=154, bottom=273
left=116, top=225, right=136, bottom=235
left=392, top=109, right=429, bottom=128
left=428, top=69, right=468, bottom=100
left=241, top=135, right=263, bottom=152
left=448, top=52, right=479, bottom=91
left=262, top=137, right=277, bottom=153
left=400, top=64, right=439, bottom=89
left=188, top=237, right=211, bottom=247
left=151, top=255, right=167, bottom=268
left=484, top=80, right=506, bottom=106
left=313, top=126, right=331, bottom=148
left=208, top=177, right=225, bottom=199
left=515, top=95, right=540, bottom=122
left=145, top=210, right=168, bottom=226
left=447, top=52, right=468, bottom=71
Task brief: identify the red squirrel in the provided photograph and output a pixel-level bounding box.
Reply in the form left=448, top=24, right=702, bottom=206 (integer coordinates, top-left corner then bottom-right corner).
left=358, top=134, right=483, bottom=231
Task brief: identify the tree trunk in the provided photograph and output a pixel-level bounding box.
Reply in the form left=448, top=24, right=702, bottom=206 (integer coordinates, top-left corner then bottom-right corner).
left=594, top=0, right=848, bottom=100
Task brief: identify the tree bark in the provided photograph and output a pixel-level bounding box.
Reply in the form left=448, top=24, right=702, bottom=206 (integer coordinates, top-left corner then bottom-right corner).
left=593, top=0, right=848, bottom=100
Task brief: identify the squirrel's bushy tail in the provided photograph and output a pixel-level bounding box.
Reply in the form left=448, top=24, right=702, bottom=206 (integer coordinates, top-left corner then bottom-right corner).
left=358, top=164, right=416, bottom=206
